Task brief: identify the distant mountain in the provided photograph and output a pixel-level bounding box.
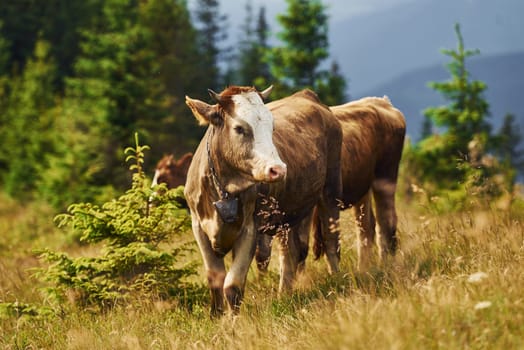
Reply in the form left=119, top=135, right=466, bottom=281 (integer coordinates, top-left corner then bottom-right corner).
left=357, top=51, right=524, bottom=141
left=330, top=0, right=524, bottom=96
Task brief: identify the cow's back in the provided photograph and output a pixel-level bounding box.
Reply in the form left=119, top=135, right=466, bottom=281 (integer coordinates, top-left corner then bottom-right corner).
left=331, top=96, right=406, bottom=205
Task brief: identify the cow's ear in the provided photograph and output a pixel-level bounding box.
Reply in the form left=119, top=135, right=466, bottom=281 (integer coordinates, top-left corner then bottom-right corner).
left=185, top=96, right=222, bottom=126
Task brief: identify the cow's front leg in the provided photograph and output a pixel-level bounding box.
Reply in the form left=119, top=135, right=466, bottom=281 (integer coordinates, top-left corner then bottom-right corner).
left=190, top=216, right=227, bottom=317
left=224, top=223, right=256, bottom=314
left=255, top=232, right=273, bottom=275
left=208, top=267, right=226, bottom=317
left=276, top=213, right=312, bottom=293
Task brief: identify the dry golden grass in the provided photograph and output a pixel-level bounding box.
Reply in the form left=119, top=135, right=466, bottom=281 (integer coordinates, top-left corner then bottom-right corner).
left=1, top=190, right=523, bottom=349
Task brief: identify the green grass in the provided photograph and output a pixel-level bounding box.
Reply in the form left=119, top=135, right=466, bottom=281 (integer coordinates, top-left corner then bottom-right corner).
left=1, top=190, right=524, bottom=349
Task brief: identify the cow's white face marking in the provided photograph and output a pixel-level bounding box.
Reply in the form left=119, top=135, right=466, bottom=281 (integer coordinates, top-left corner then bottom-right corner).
left=230, top=91, right=286, bottom=182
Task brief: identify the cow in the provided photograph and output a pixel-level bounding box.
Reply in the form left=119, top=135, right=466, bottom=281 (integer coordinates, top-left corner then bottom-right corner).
left=184, top=86, right=343, bottom=316
left=152, top=153, right=193, bottom=190
left=255, top=96, right=406, bottom=274
left=151, top=153, right=193, bottom=208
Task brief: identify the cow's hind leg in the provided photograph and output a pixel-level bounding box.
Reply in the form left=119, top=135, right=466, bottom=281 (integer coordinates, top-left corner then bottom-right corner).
left=372, top=178, right=399, bottom=261
left=255, top=233, right=273, bottom=275
left=276, top=216, right=309, bottom=293
left=354, top=191, right=376, bottom=271
left=296, top=213, right=311, bottom=273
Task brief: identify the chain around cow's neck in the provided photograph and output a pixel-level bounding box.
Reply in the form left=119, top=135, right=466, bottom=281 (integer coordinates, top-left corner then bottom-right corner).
left=206, top=127, right=231, bottom=200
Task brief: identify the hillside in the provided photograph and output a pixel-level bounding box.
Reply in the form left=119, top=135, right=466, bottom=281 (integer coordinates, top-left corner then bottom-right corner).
left=357, top=51, right=524, bottom=140
left=330, top=0, right=524, bottom=96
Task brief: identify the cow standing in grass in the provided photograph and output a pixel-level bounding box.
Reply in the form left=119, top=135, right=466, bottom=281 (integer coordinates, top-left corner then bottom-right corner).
left=256, top=96, right=406, bottom=273
left=184, top=86, right=343, bottom=316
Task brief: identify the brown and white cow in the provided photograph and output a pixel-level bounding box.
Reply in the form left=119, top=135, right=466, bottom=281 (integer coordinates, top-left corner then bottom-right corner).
left=184, top=86, right=342, bottom=316
left=152, top=153, right=193, bottom=189
left=256, top=96, right=406, bottom=273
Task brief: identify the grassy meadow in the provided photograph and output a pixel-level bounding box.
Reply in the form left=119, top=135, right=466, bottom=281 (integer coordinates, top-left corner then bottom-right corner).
left=1, top=189, right=524, bottom=349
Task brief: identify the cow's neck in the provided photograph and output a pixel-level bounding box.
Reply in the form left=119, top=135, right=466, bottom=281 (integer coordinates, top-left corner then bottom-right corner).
left=206, top=132, right=229, bottom=201
left=206, top=128, right=256, bottom=224
left=206, top=128, right=255, bottom=196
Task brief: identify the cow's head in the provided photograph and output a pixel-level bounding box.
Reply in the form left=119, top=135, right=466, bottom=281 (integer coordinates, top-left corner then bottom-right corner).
left=185, top=86, right=286, bottom=191
left=152, top=153, right=193, bottom=189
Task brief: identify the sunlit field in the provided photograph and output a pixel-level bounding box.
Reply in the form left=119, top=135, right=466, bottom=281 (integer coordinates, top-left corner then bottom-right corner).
left=1, top=189, right=523, bottom=349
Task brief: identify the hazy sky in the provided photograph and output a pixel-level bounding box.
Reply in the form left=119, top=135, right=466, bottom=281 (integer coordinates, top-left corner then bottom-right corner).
left=189, top=0, right=417, bottom=37
left=216, top=0, right=417, bottom=24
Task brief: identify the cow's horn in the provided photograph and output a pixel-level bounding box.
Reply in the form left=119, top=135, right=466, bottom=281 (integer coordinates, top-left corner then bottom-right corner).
left=260, top=85, right=273, bottom=100
left=208, top=89, right=223, bottom=104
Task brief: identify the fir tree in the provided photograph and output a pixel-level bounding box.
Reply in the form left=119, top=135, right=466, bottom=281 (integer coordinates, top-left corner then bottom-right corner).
left=0, top=40, right=58, bottom=199
left=415, top=23, right=492, bottom=188
left=137, top=0, right=205, bottom=156
left=0, top=0, right=102, bottom=88
left=267, top=0, right=346, bottom=103
left=253, top=6, right=272, bottom=87
left=316, top=60, right=348, bottom=105
left=236, top=2, right=271, bottom=89
left=420, top=115, right=434, bottom=141
left=37, top=135, right=202, bottom=309
left=0, top=21, right=10, bottom=172
left=495, top=113, right=524, bottom=177
left=270, top=0, right=328, bottom=93
left=65, top=0, right=172, bottom=189
left=193, top=0, right=229, bottom=91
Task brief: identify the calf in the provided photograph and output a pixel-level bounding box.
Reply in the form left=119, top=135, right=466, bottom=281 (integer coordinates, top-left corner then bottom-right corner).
left=152, top=153, right=193, bottom=189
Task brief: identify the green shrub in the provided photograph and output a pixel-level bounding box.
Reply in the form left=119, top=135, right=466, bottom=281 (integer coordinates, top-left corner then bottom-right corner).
left=35, top=134, right=202, bottom=310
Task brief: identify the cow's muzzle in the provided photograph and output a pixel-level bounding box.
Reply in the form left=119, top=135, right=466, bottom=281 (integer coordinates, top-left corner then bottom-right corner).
left=265, top=163, right=287, bottom=182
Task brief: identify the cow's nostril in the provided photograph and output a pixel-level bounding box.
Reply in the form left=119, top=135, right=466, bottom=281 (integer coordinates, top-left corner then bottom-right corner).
left=267, top=164, right=286, bottom=181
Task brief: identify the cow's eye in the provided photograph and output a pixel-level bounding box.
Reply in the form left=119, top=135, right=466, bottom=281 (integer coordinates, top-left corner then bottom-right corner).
left=234, top=125, right=245, bottom=135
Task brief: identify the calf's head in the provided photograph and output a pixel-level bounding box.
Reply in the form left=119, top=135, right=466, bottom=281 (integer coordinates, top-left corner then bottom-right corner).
left=185, top=86, right=287, bottom=188
left=152, top=153, right=193, bottom=189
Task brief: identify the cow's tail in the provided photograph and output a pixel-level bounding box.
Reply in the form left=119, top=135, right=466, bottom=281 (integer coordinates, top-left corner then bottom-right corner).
left=312, top=207, right=324, bottom=260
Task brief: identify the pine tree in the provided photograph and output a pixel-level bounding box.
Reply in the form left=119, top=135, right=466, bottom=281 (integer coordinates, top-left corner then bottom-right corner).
left=0, top=21, right=9, bottom=75
left=37, top=136, right=202, bottom=309
left=270, top=0, right=328, bottom=93
left=415, top=23, right=492, bottom=188
left=0, top=40, right=58, bottom=198
left=65, top=0, right=173, bottom=189
left=193, top=0, right=228, bottom=91
left=137, top=0, right=205, bottom=157
left=420, top=115, right=433, bottom=141
left=253, top=6, right=272, bottom=88
left=316, top=60, right=348, bottom=105
left=267, top=0, right=346, bottom=103
left=236, top=2, right=271, bottom=89
left=0, top=21, right=10, bottom=174
left=0, top=0, right=102, bottom=89
left=495, top=113, right=524, bottom=176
